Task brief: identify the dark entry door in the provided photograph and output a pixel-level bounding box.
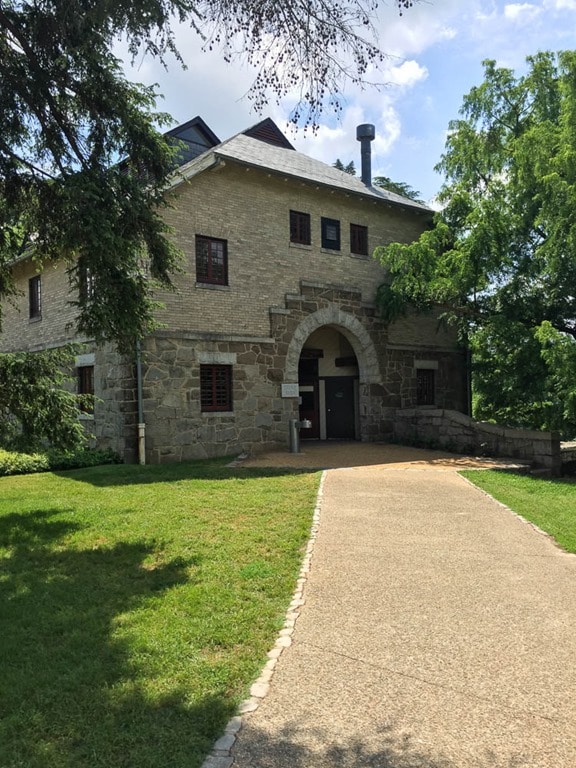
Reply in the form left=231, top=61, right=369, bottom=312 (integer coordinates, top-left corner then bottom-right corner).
left=299, top=386, right=320, bottom=438
left=325, top=377, right=356, bottom=439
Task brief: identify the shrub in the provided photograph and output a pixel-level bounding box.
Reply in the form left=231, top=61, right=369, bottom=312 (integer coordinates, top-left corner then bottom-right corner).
left=0, top=448, right=121, bottom=477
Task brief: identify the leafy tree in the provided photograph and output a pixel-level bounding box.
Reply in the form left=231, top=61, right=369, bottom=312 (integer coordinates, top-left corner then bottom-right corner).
left=372, top=175, right=423, bottom=202
left=0, top=346, right=89, bottom=451
left=334, top=159, right=357, bottom=175
left=0, top=0, right=420, bottom=350
left=375, top=52, right=576, bottom=437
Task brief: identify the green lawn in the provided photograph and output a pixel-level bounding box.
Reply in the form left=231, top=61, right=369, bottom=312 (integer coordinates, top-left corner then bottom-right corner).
left=462, top=470, right=576, bottom=553
left=0, top=459, right=320, bottom=768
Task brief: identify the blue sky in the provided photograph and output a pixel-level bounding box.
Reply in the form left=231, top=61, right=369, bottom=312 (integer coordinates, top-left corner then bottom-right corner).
left=121, top=0, right=576, bottom=204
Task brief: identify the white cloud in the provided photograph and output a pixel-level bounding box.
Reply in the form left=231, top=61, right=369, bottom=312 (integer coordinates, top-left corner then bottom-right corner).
left=504, top=3, right=542, bottom=22
left=387, top=60, right=428, bottom=88
left=544, top=0, right=576, bottom=9
left=284, top=96, right=404, bottom=174
left=375, top=14, right=460, bottom=59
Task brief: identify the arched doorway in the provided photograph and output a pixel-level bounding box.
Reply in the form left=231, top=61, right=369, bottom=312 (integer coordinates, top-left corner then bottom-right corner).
left=298, top=327, right=359, bottom=439
left=283, top=307, right=382, bottom=442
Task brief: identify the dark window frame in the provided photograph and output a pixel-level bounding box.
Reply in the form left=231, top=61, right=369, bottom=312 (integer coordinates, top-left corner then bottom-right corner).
left=195, top=235, right=228, bottom=286
left=416, top=368, right=435, bottom=406
left=321, top=217, right=341, bottom=250
left=350, top=223, right=368, bottom=256
left=200, top=364, right=233, bottom=412
left=78, top=365, right=95, bottom=413
left=28, top=275, right=42, bottom=320
left=289, top=210, right=311, bottom=245
left=79, top=263, right=96, bottom=302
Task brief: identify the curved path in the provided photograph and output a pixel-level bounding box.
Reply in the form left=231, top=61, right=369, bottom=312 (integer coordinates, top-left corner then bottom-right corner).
left=219, top=449, right=576, bottom=767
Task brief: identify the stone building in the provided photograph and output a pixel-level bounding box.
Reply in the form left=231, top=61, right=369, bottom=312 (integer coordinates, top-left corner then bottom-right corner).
left=0, top=117, right=469, bottom=462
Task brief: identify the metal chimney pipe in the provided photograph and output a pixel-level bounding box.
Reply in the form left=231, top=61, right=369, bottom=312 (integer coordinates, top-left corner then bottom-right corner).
left=356, top=123, right=375, bottom=186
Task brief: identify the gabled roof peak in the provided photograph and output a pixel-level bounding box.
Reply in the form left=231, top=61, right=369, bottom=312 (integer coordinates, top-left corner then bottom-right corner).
left=241, top=118, right=295, bottom=150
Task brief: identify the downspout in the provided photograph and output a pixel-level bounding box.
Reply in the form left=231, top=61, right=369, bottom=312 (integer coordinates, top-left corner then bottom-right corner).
left=466, top=345, right=473, bottom=418
left=136, top=338, right=146, bottom=465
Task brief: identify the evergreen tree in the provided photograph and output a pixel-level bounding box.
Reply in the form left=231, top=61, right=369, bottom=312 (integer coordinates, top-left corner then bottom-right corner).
left=333, top=159, right=357, bottom=175
left=0, top=0, right=420, bottom=348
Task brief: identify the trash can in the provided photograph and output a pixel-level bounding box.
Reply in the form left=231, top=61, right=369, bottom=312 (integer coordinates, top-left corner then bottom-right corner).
left=289, top=418, right=312, bottom=453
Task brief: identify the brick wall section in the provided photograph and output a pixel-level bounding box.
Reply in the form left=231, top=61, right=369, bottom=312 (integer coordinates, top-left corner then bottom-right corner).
left=155, top=163, right=429, bottom=338
left=0, top=162, right=434, bottom=351
left=0, top=259, right=80, bottom=352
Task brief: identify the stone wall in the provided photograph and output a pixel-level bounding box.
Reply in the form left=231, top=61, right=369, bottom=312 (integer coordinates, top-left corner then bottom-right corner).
left=394, top=408, right=561, bottom=474
left=92, top=345, right=139, bottom=463
left=139, top=332, right=295, bottom=463
left=132, top=282, right=468, bottom=463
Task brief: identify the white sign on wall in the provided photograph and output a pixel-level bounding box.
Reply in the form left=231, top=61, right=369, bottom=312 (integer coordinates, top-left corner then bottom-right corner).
left=281, top=383, right=300, bottom=398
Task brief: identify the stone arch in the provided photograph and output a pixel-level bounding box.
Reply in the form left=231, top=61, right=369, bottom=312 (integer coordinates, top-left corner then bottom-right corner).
left=285, top=307, right=381, bottom=385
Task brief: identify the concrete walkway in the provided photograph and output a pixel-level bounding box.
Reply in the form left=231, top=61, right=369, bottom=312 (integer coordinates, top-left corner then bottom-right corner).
left=229, top=464, right=576, bottom=768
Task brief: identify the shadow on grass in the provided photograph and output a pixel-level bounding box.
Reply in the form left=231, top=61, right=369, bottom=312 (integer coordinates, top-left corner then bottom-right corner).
left=53, top=459, right=315, bottom=487
left=0, top=508, right=235, bottom=768
left=231, top=723, right=534, bottom=768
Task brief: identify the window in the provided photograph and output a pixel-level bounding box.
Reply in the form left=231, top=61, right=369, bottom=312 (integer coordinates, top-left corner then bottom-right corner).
left=290, top=210, right=311, bottom=245
left=350, top=224, right=368, bottom=256
left=321, top=217, right=341, bottom=250
left=200, top=364, right=233, bottom=412
left=29, top=275, right=41, bottom=320
left=78, top=365, right=95, bottom=413
left=416, top=368, right=435, bottom=406
left=79, top=264, right=96, bottom=301
left=196, top=235, right=228, bottom=285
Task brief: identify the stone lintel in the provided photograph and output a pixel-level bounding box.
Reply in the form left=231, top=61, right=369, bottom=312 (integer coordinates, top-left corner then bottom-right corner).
left=386, top=343, right=459, bottom=353
left=151, top=330, right=274, bottom=345
left=300, top=279, right=362, bottom=298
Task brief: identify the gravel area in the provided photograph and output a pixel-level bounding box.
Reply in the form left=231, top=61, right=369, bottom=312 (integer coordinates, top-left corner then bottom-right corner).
left=235, top=441, right=528, bottom=471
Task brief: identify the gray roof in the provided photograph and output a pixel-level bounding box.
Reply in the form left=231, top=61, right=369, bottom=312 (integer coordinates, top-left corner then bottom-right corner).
left=211, top=133, right=431, bottom=214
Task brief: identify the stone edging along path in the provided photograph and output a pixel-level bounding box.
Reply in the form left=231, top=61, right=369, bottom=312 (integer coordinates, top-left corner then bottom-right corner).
left=200, top=471, right=326, bottom=768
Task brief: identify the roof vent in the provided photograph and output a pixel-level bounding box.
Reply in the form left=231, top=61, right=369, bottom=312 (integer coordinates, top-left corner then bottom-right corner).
left=356, top=124, right=375, bottom=187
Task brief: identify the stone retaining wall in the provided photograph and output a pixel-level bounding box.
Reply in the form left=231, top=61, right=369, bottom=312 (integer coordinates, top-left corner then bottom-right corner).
left=393, top=408, right=561, bottom=475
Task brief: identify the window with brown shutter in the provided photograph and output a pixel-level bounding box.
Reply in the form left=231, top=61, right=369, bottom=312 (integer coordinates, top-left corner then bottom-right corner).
left=290, top=210, right=311, bottom=245
left=196, top=235, right=228, bottom=285
left=350, top=224, right=368, bottom=256
left=200, top=365, right=233, bottom=411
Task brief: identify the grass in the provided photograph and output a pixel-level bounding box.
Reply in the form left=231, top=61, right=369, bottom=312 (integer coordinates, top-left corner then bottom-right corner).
left=0, top=458, right=320, bottom=768
left=462, top=470, right=576, bottom=554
